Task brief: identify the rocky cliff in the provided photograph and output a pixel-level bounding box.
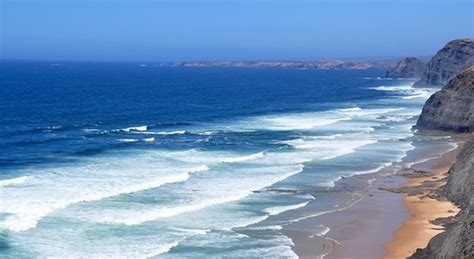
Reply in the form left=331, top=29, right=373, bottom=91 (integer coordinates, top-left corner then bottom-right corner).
left=414, top=38, right=474, bottom=87
left=385, top=57, right=426, bottom=78
left=411, top=57, right=474, bottom=258
left=416, top=66, right=474, bottom=133
left=410, top=136, right=473, bottom=259
left=444, top=137, right=474, bottom=207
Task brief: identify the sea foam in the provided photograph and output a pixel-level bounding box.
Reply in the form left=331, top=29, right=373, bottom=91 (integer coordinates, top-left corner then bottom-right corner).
left=0, top=154, right=210, bottom=232
left=91, top=165, right=305, bottom=226
left=0, top=176, right=29, bottom=187
left=122, top=125, right=148, bottom=132
left=371, top=84, right=437, bottom=100
left=264, top=201, right=309, bottom=216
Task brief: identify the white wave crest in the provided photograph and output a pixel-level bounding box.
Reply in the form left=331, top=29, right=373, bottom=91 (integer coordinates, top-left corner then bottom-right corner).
left=220, top=152, right=265, bottom=163
left=0, top=158, right=210, bottom=232
left=255, top=115, right=352, bottom=131
left=122, top=125, right=148, bottom=132
left=119, top=139, right=139, bottom=142
left=371, top=84, right=436, bottom=100
left=136, top=130, right=187, bottom=135
left=144, top=241, right=181, bottom=258
left=157, top=130, right=186, bottom=135
left=280, top=138, right=377, bottom=159
left=0, top=176, right=29, bottom=187
left=264, top=201, right=309, bottom=216
left=189, top=165, right=209, bottom=173
left=197, top=131, right=215, bottom=136
left=97, top=165, right=304, bottom=226
left=371, top=85, right=413, bottom=91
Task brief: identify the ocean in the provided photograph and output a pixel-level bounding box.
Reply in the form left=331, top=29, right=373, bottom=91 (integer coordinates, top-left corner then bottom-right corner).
left=0, top=62, right=456, bottom=258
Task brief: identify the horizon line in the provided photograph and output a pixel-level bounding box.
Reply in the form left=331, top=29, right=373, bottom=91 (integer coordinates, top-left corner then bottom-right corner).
left=0, top=55, right=434, bottom=64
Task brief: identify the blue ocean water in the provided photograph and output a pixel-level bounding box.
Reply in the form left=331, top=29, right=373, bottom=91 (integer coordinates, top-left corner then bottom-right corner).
left=0, top=62, right=454, bottom=258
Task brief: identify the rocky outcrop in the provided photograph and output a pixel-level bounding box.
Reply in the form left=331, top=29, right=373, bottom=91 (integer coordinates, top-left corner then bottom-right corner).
left=414, top=38, right=474, bottom=87
left=410, top=136, right=474, bottom=259
left=385, top=57, right=426, bottom=78
left=416, top=66, right=474, bottom=133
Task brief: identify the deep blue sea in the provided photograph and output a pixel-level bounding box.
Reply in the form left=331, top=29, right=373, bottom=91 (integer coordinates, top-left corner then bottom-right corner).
left=0, top=62, right=455, bottom=258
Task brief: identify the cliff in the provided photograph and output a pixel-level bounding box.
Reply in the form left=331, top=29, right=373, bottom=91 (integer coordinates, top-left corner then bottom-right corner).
left=444, top=137, right=474, bottom=207
left=411, top=57, right=473, bottom=258
left=414, top=38, right=474, bottom=87
left=410, top=136, right=473, bottom=259
left=416, top=66, right=474, bottom=133
left=385, top=57, right=426, bottom=78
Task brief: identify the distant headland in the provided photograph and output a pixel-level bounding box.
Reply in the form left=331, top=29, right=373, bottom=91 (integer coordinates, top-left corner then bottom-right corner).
left=173, top=59, right=400, bottom=70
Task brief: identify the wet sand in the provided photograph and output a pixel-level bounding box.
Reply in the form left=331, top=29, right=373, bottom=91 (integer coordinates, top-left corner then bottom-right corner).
left=319, top=172, right=408, bottom=259
left=283, top=168, right=409, bottom=259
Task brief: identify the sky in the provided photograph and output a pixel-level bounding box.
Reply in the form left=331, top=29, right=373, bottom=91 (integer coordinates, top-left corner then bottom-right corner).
left=1, top=0, right=473, bottom=62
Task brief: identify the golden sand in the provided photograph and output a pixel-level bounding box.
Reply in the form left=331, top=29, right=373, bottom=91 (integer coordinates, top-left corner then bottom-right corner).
left=383, top=165, right=460, bottom=259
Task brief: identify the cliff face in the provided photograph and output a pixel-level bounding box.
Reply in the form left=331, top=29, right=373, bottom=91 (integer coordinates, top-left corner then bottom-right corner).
left=385, top=57, right=426, bottom=78
left=410, top=137, right=473, bottom=259
left=416, top=66, right=474, bottom=133
left=444, top=137, right=474, bottom=206
left=411, top=50, right=474, bottom=258
left=414, top=38, right=474, bottom=87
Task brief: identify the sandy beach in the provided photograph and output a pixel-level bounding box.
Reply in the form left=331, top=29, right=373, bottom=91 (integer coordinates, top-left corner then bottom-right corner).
left=284, top=134, right=468, bottom=259
left=383, top=138, right=466, bottom=259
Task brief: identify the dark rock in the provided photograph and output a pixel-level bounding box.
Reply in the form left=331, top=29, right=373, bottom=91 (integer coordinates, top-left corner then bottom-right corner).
left=443, top=137, right=474, bottom=207
left=414, top=38, right=474, bottom=87
left=385, top=57, right=426, bottom=78
left=416, top=66, right=474, bottom=133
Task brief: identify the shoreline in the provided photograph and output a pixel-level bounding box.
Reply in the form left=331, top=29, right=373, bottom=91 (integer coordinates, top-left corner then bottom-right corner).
left=282, top=163, right=408, bottom=258
left=383, top=145, right=462, bottom=259
left=283, top=133, right=467, bottom=259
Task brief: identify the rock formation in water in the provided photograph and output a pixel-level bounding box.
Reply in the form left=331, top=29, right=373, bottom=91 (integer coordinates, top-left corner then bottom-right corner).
left=416, top=66, right=474, bottom=133
left=385, top=57, right=426, bottom=78
left=414, top=38, right=474, bottom=87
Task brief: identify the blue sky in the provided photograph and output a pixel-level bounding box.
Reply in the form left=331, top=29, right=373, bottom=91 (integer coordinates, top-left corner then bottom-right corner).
left=1, top=0, right=473, bottom=61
